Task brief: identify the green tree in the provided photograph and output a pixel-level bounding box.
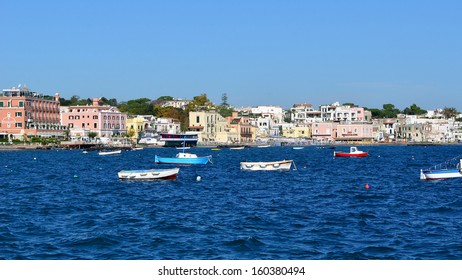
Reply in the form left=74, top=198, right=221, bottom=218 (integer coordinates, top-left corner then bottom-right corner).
left=100, top=97, right=118, bottom=106
left=368, top=108, right=383, bottom=118
left=77, top=98, right=92, bottom=105
left=118, top=98, right=154, bottom=115
left=381, top=103, right=401, bottom=118
left=366, top=104, right=400, bottom=118
left=153, top=105, right=189, bottom=131
left=221, top=93, right=229, bottom=107
left=59, top=97, right=71, bottom=106
left=217, top=106, right=234, bottom=117
left=187, top=93, right=214, bottom=111
left=69, top=95, right=80, bottom=105
left=152, top=96, right=174, bottom=106
left=403, top=104, right=427, bottom=115
left=157, top=96, right=174, bottom=101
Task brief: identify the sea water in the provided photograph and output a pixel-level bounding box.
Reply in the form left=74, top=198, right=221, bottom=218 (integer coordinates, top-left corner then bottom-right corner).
left=0, top=145, right=461, bottom=259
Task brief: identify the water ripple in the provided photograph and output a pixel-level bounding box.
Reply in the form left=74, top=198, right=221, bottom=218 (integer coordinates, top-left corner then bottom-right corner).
left=1, top=146, right=462, bottom=259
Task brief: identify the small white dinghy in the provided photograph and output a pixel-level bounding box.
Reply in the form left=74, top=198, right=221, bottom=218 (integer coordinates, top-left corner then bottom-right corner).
left=118, top=168, right=180, bottom=180
left=240, top=160, right=293, bottom=171
left=98, top=150, right=122, bottom=156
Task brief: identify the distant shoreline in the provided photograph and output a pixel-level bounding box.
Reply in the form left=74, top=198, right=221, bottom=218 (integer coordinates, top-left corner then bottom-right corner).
left=0, top=142, right=459, bottom=151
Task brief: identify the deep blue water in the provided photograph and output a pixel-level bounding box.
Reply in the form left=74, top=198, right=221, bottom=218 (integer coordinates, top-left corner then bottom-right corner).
left=1, top=145, right=462, bottom=260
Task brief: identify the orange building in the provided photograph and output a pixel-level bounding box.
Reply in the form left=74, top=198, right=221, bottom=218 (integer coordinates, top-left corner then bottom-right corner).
left=0, top=85, right=65, bottom=141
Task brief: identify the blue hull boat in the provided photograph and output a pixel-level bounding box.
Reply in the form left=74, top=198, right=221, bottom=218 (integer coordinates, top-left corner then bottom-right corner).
left=155, top=152, right=212, bottom=165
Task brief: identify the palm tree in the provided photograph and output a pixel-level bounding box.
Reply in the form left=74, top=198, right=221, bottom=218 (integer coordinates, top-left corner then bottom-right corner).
left=442, top=107, right=459, bottom=119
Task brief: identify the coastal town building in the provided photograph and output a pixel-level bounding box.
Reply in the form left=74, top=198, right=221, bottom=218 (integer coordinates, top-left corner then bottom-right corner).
left=290, top=103, right=322, bottom=124
left=158, top=98, right=191, bottom=109
left=126, top=115, right=150, bottom=142
left=251, top=116, right=281, bottom=138
left=282, top=124, right=311, bottom=139
left=396, top=123, right=431, bottom=142
left=151, top=117, right=181, bottom=134
left=311, top=121, right=374, bottom=143
left=251, top=105, right=285, bottom=124
left=373, top=118, right=402, bottom=142
left=188, top=111, right=226, bottom=143
left=312, top=122, right=336, bottom=143
left=320, top=102, right=369, bottom=122
left=335, top=122, right=374, bottom=143
left=228, top=112, right=256, bottom=143
left=60, top=98, right=127, bottom=139
left=1, top=85, right=65, bottom=141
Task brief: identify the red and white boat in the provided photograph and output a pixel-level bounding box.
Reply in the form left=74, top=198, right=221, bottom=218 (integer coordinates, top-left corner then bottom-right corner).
left=334, top=147, right=368, bottom=157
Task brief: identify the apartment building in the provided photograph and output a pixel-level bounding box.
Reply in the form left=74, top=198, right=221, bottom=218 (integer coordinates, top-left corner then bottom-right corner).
left=0, top=85, right=65, bottom=140
left=60, top=98, right=127, bottom=138
left=290, top=103, right=322, bottom=123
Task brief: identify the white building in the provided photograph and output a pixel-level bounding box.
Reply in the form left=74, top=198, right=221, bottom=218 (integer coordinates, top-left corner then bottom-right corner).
left=152, top=117, right=181, bottom=134
left=160, top=98, right=191, bottom=109
left=320, top=102, right=368, bottom=122
left=251, top=105, right=285, bottom=124
left=290, top=103, right=322, bottom=123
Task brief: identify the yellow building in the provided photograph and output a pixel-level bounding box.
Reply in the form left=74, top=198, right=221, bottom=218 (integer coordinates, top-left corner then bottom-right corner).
left=188, top=111, right=258, bottom=144
left=188, top=111, right=226, bottom=143
left=126, top=116, right=148, bottom=141
left=282, top=125, right=312, bottom=139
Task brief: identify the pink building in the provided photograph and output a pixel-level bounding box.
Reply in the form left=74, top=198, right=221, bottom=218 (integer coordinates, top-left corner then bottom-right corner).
left=312, top=122, right=336, bottom=143
left=312, top=122, right=374, bottom=143
left=336, top=123, right=373, bottom=142
left=61, top=98, right=127, bottom=138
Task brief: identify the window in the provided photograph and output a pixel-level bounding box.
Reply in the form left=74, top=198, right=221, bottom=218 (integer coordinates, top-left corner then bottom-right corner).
left=16, top=123, right=22, bottom=127
left=15, top=112, right=22, bottom=117
left=19, top=101, right=24, bottom=107
left=94, top=123, right=97, bottom=128
left=196, top=116, right=200, bottom=123
left=93, top=116, right=98, bottom=119
left=0, top=102, right=3, bottom=107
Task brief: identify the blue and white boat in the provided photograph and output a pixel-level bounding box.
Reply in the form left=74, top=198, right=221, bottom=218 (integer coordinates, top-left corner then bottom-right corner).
left=155, top=152, right=212, bottom=165
left=420, top=157, right=462, bottom=180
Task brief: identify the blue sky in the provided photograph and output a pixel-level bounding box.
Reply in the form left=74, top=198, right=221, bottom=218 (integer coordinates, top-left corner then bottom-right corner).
left=1, top=0, right=461, bottom=111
